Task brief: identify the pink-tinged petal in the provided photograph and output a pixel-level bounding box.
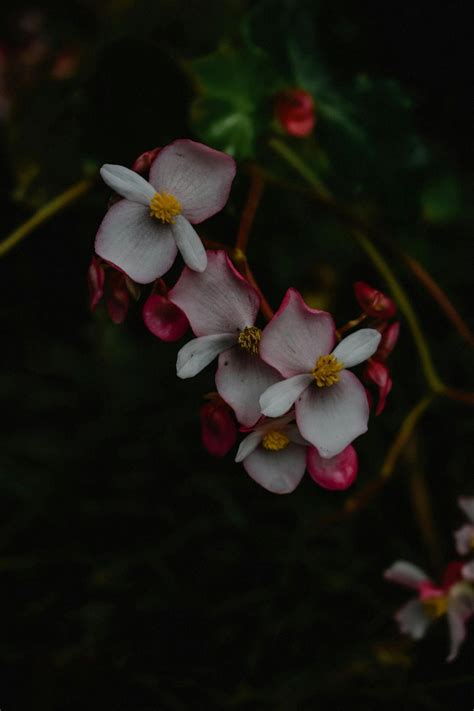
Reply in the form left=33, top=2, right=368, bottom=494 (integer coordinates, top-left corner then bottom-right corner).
left=454, top=524, right=474, bottom=556
left=364, top=359, right=393, bottom=416
left=447, top=607, right=466, bottom=662
left=296, top=370, right=369, bottom=458
left=446, top=583, right=474, bottom=661
left=200, top=399, right=237, bottom=457
left=235, top=430, right=264, bottom=463
left=177, top=334, right=236, bottom=379
left=171, top=215, right=207, bottom=272
left=332, top=329, right=381, bottom=368
left=376, top=321, right=400, bottom=361
left=459, top=496, right=474, bottom=523
left=307, top=444, right=358, bottom=490
left=353, top=281, right=397, bottom=319
left=95, top=200, right=178, bottom=284
left=286, top=423, right=308, bottom=446
left=395, top=599, right=431, bottom=640
left=132, top=147, right=161, bottom=174
left=216, top=347, right=282, bottom=427
left=87, top=256, right=105, bottom=311
left=462, top=562, right=474, bottom=582
left=105, top=270, right=129, bottom=324
left=259, top=288, right=336, bottom=376
left=169, top=250, right=259, bottom=336
left=260, top=374, right=313, bottom=418
left=243, top=443, right=306, bottom=494
left=384, top=561, right=431, bottom=590
left=142, top=293, right=189, bottom=341
left=149, top=139, right=236, bottom=224
left=100, top=164, right=155, bottom=204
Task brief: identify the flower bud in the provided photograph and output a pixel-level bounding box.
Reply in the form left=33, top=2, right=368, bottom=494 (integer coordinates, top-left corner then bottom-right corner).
left=364, top=359, right=392, bottom=416
left=142, top=293, right=189, bottom=341
left=106, top=270, right=130, bottom=324
left=306, top=445, right=358, bottom=490
left=200, top=396, right=237, bottom=457
left=275, top=88, right=315, bottom=138
left=354, top=281, right=397, bottom=320
left=132, top=147, right=161, bottom=174
left=87, top=255, right=105, bottom=311
left=376, top=321, right=400, bottom=361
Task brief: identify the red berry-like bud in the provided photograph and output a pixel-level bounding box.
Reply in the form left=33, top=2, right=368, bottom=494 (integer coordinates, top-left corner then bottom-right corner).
left=376, top=321, right=400, bottom=361
left=353, top=281, right=397, bottom=320
left=142, top=293, right=189, bottom=341
left=275, top=88, right=315, bottom=138
left=132, top=147, right=161, bottom=174
left=364, top=360, right=392, bottom=416
left=306, top=445, right=358, bottom=490
left=200, top=397, right=237, bottom=457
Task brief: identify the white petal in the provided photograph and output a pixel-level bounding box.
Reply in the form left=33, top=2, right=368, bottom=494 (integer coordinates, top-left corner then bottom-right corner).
left=332, top=329, right=381, bottom=368
left=260, top=374, right=313, bottom=418
left=176, top=334, right=236, bottom=379
left=459, top=496, right=474, bottom=523
left=216, top=348, right=282, bottom=427
left=149, top=139, right=236, bottom=224
left=95, top=200, right=178, bottom=284
left=396, top=599, right=431, bottom=640
left=446, top=583, right=474, bottom=661
left=296, top=370, right=369, bottom=458
left=462, top=561, right=474, bottom=581
left=384, top=561, right=431, bottom=590
left=243, top=443, right=306, bottom=494
left=235, top=430, right=264, bottom=463
left=171, top=215, right=207, bottom=272
left=100, top=164, right=155, bottom=204
left=454, top=524, right=474, bottom=556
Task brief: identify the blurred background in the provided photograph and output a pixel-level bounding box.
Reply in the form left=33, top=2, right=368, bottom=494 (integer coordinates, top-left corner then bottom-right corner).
left=0, top=1, right=473, bottom=708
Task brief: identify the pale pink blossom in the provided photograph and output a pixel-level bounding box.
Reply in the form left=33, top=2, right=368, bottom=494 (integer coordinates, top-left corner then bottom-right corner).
left=259, top=289, right=381, bottom=458
left=170, top=251, right=281, bottom=427
left=384, top=560, right=474, bottom=661
left=95, top=139, right=236, bottom=284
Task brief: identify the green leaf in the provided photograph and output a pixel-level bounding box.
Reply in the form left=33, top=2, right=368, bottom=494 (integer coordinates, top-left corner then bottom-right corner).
left=421, top=173, right=461, bottom=223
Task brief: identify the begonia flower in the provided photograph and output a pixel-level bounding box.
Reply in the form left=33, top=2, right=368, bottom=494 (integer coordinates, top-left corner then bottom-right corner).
left=384, top=560, right=474, bottom=662
left=87, top=255, right=139, bottom=324
left=170, top=250, right=281, bottom=427
left=95, top=139, right=236, bottom=284
left=354, top=281, right=397, bottom=320
left=235, top=415, right=307, bottom=494
left=258, top=289, right=381, bottom=458
left=275, top=88, right=316, bottom=138
left=455, top=497, right=474, bottom=556
left=200, top=395, right=237, bottom=457
left=307, top=444, right=358, bottom=490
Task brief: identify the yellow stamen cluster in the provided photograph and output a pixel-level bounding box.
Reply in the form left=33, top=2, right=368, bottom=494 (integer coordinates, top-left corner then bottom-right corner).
left=149, top=192, right=182, bottom=224
left=238, top=326, right=262, bottom=355
left=262, top=430, right=290, bottom=451
left=311, top=353, right=344, bottom=388
left=422, top=594, right=448, bottom=619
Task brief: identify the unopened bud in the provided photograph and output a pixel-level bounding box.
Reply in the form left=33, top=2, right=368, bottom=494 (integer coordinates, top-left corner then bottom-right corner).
left=275, top=88, right=315, bottom=138
left=354, top=281, right=396, bottom=320
left=200, top=397, right=237, bottom=457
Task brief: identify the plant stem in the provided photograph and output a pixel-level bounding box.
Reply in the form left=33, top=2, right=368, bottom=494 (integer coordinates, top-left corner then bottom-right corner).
left=235, top=169, right=265, bottom=254
left=0, top=178, right=95, bottom=258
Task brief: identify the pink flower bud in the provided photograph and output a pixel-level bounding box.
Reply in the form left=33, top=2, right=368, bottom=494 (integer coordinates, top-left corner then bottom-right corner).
left=376, top=321, right=400, bottom=361
left=200, top=397, right=237, bottom=457
left=275, top=88, right=315, bottom=138
left=364, top=359, right=392, bottom=416
left=87, top=255, right=105, bottom=311
left=353, top=281, right=397, bottom=320
left=306, top=445, right=358, bottom=490
left=142, top=293, right=189, bottom=341
left=132, top=147, right=161, bottom=174
left=106, top=270, right=130, bottom=324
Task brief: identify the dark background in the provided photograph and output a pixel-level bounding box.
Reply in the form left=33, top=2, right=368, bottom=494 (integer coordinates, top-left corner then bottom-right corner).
left=0, top=1, right=473, bottom=709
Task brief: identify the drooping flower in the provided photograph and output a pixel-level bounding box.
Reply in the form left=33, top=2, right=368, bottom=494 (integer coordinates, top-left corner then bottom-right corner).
left=235, top=415, right=307, bottom=494
left=274, top=88, right=316, bottom=138
left=142, top=280, right=189, bottom=342
left=384, top=560, right=474, bottom=662
left=258, top=289, right=381, bottom=458
left=354, top=281, right=397, bottom=320
left=95, top=139, right=236, bottom=284
left=306, top=444, right=358, bottom=490
left=87, top=255, right=139, bottom=324
left=454, top=497, right=474, bottom=556
left=169, top=250, right=281, bottom=427
left=200, top=394, right=237, bottom=458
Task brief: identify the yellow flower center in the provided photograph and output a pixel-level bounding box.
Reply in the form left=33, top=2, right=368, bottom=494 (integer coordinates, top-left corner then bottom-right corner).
left=311, top=353, right=344, bottom=388
left=238, top=326, right=262, bottom=355
left=149, top=192, right=182, bottom=224
left=422, top=594, right=448, bottom=619
left=262, top=431, right=290, bottom=451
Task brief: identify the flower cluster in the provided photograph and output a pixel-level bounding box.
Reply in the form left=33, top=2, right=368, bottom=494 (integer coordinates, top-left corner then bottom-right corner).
left=89, top=138, right=397, bottom=494
left=385, top=497, right=474, bottom=661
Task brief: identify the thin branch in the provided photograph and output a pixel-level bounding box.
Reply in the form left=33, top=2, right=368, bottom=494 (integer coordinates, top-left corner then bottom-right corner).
left=235, top=169, right=265, bottom=254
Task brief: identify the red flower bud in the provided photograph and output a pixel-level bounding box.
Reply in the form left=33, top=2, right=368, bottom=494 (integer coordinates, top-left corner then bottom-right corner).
left=275, top=88, right=315, bottom=138
left=132, top=147, right=161, bottom=174
left=364, top=359, right=392, bottom=416
left=353, top=281, right=397, bottom=320
left=142, top=293, right=189, bottom=341
left=376, top=321, right=400, bottom=362
left=87, top=256, right=139, bottom=324
left=442, top=561, right=465, bottom=591
left=87, top=255, right=105, bottom=311
left=200, top=397, right=237, bottom=457
left=307, top=444, right=358, bottom=490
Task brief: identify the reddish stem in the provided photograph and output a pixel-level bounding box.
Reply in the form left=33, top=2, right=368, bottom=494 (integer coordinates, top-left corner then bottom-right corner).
left=235, top=170, right=265, bottom=254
